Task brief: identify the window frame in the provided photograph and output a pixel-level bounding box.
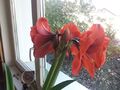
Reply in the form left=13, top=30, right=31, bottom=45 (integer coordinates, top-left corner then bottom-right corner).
left=9, top=0, right=32, bottom=71
left=9, top=0, right=45, bottom=88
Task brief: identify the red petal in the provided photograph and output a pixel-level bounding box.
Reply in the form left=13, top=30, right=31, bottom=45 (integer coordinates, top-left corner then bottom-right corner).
left=36, top=17, right=52, bottom=35
left=32, top=33, right=54, bottom=58
left=30, top=26, right=38, bottom=43
left=72, top=53, right=82, bottom=76
left=34, top=41, right=54, bottom=58
left=80, top=24, right=105, bottom=55
left=95, top=37, right=110, bottom=68
left=82, top=54, right=95, bottom=78
left=70, top=44, right=79, bottom=55
left=101, top=37, right=110, bottom=64
left=33, top=35, right=48, bottom=48
left=79, top=31, right=95, bottom=55
left=87, top=24, right=105, bottom=53
left=88, top=37, right=110, bottom=69
left=61, top=23, right=81, bottom=40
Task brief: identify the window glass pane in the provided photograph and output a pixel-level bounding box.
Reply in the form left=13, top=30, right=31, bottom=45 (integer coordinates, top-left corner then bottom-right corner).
left=13, top=0, right=34, bottom=65
left=45, top=0, right=120, bottom=89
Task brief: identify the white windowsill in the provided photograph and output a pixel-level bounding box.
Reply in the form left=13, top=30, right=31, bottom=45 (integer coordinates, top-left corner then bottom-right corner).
left=10, top=66, right=23, bottom=90
left=25, top=61, right=89, bottom=90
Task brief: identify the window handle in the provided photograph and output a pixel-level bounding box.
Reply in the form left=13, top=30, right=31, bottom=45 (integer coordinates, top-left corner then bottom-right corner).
left=29, top=47, right=34, bottom=61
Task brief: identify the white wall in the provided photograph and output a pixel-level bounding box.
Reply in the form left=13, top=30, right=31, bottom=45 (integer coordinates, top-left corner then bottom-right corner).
left=0, top=0, right=15, bottom=66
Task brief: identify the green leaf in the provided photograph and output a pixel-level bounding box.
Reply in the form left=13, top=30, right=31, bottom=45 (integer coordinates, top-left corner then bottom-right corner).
left=3, top=64, right=15, bottom=90
left=50, top=80, right=75, bottom=90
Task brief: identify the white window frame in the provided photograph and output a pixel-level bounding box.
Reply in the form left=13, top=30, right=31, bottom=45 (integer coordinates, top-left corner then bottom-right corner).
left=9, top=0, right=45, bottom=88
left=9, top=0, right=33, bottom=71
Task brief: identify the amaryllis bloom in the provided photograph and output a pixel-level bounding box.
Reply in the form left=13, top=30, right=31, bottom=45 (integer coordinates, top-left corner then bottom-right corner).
left=72, top=24, right=110, bottom=78
left=60, top=23, right=81, bottom=55
left=30, top=17, right=57, bottom=58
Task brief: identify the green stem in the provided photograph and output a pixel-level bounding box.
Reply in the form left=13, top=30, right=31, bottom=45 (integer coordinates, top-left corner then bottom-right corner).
left=42, top=50, right=66, bottom=90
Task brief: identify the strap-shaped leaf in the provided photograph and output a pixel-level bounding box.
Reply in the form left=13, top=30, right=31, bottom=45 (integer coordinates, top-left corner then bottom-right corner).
left=3, top=63, right=15, bottom=90
left=50, top=80, right=75, bottom=90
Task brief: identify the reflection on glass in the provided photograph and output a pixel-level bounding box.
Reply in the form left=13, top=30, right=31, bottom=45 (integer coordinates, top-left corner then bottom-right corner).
left=45, top=0, right=120, bottom=89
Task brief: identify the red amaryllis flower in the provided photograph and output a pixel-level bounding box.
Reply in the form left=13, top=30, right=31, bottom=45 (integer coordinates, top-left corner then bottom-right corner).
left=72, top=24, right=110, bottom=78
left=30, top=17, right=56, bottom=58
left=60, top=23, right=81, bottom=55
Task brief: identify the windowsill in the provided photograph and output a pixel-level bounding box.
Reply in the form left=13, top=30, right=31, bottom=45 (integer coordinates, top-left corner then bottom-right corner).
left=25, top=61, right=88, bottom=90
left=10, top=66, right=23, bottom=90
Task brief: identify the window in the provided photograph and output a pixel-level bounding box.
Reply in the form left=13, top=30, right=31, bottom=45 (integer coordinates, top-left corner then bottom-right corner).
left=11, top=0, right=120, bottom=89
left=11, top=0, right=35, bottom=69
left=45, top=0, right=120, bottom=90
left=10, top=0, right=45, bottom=88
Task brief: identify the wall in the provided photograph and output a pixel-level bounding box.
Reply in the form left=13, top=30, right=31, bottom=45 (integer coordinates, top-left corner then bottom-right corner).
left=0, top=0, right=15, bottom=66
